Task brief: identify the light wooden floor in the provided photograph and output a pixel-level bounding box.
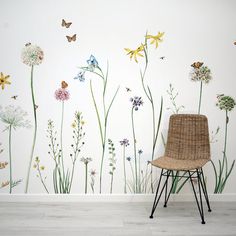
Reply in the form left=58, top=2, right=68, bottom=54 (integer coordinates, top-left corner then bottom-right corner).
left=0, top=202, right=235, bottom=236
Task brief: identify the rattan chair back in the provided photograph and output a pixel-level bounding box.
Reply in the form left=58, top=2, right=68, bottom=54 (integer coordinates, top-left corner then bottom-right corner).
left=164, top=114, right=210, bottom=161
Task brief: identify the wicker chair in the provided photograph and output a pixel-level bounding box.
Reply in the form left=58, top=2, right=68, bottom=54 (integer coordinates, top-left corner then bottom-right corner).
left=149, top=114, right=212, bottom=224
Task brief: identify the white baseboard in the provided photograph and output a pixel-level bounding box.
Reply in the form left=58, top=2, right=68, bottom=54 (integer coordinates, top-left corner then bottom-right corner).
left=0, top=194, right=236, bottom=202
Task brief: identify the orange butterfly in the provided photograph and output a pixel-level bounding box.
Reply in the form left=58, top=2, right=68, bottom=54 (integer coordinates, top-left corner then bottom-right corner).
left=61, top=19, right=72, bottom=28
left=66, top=34, right=76, bottom=42
left=61, top=81, right=68, bottom=89
left=191, top=62, right=203, bottom=69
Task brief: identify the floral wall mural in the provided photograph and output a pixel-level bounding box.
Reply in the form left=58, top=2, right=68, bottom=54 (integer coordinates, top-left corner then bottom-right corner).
left=0, top=0, right=236, bottom=195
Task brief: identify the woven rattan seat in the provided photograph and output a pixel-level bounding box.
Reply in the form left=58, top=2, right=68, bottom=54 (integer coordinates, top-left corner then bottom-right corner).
left=152, top=114, right=210, bottom=170
left=149, top=114, right=212, bottom=224
left=152, top=156, right=209, bottom=171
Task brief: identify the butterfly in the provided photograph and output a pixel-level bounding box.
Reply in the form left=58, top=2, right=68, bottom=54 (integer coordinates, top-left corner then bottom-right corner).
left=160, top=56, right=165, bottom=60
left=61, top=81, right=68, bottom=89
left=25, top=42, right=31, bottom=47
left=66, top=34, right=76, bottom=42
left=11, top=95, right=18, bottom=100
left=126, top=87, right=131, bottom=92
left=191, top=62, right=203, bottom=69
left=61, top=19, right=72, bottom=28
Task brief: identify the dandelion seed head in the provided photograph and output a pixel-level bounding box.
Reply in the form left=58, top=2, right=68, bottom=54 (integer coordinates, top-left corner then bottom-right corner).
left=21, top=44, right=44, bottom=66
left=80, top=157, right=92, bottom=164
left=0, top=105, right=31, bottom=129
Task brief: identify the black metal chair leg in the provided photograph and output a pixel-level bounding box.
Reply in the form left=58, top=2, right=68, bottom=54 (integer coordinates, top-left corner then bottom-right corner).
left=150, top=169, right=163, bottom=218
left=200, top=168, right=212, bottom=212
left=196, top=169, right=205, bottom=224
left=163, top=170, right=178, bottom=207
left=188, top=170, right=205, bottom=224
left=163, top=171, right=171, bottom=207
left=150, top=169, right=169, bottom=218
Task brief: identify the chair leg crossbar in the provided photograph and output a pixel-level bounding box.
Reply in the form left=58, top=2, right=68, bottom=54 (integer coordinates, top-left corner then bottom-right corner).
left=149, top=168, right=212, bottom=224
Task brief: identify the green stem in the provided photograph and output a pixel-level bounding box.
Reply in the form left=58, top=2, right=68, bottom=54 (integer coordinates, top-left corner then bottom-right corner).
left=25, top=65, right=37, bottom=193
left=128, top=160, right=135, bottom=193
left=198, top=81, right=203, bottom=114
left=37, top=164, right=49, bottom=194
left=123, top=146, right=127, bottom=194
left=216, top=110, right=228, bottom=193
left=85, top=163, right=88, bottom=194
left=140, top=45, right=163, bottom=193
left=110, top=173, right=113, bottom=194
left=9, top=125, right=12, bottom=194
left=68, top=161, right=76, bottom=193
left=131, top=107, right=138, bottom=193
left=90, top=80, right=104, bottom=146
left=138, top=153, right=141, bottom=192
left=99, top=114, right=107, bottom=193
left=60, top=101, right=65, bottom=181
left=89, top=64, right=119, bottom=194
left=90, top=80, right=105, bottom=193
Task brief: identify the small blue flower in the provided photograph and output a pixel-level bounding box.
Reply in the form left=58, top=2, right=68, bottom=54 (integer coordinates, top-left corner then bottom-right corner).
left=87, top=55, right=98, bottom=71
left=74, top=71, right=85, bottom=82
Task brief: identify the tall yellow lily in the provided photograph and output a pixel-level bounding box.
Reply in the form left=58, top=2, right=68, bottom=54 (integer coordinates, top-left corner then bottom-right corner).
left=124, top=44, right=145, bottom=63
left=146, top=32, right=164, bottom=48
left=0, top=72, right=11, bottom=90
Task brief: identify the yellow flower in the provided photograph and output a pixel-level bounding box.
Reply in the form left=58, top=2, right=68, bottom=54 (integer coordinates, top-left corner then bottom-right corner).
left=35, top=156, right=40, bottom=163
left=33, top=164, right=37, bottom=169
left=71, top=122, right=76, bottom=128
left=124, top=44, right=144, bottom=63
left=81, top=120, right=85, bottom=125
left=0, top=72, right=11, bottom=90
left=40, top=166, right=45, bottom=171
left=146, top=32, right=164, bottom=48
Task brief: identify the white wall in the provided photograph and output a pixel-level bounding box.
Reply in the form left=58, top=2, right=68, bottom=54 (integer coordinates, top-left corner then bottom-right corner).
left=0, top=0, right=236, bottom=194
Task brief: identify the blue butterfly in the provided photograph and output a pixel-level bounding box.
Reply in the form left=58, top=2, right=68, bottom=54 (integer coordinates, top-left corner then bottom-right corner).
left=74, top=71, right=85, bottom=82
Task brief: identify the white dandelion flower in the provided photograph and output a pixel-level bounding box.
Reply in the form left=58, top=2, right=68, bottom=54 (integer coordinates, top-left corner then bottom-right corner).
left=0, top=105, right=32, bottom=130
left=21, top=44, right=44, bottom=66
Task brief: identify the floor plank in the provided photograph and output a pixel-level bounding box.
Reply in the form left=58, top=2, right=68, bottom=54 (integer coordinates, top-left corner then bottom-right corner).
left=0, top=202, right=235, bottom=236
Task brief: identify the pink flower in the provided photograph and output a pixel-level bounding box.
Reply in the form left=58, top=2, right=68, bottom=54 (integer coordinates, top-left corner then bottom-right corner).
left=55, top=88, right=70, bottom=101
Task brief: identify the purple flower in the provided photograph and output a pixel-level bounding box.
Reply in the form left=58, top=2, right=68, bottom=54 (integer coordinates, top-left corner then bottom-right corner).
left=74, top=71, right=85, bottom=82
left=138, top=149, right=143, bottom=155
left=130, top=96, right=143, bottom=111
left=55, top=88, right=70, bottom=101
left=126, top=157, right=131, bottom=161
left=120, top=138, right=130, bottom=147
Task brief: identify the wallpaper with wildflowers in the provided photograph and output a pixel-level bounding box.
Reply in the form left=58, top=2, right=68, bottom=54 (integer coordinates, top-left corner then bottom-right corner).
left=0, top=0, right=236, bottom=194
